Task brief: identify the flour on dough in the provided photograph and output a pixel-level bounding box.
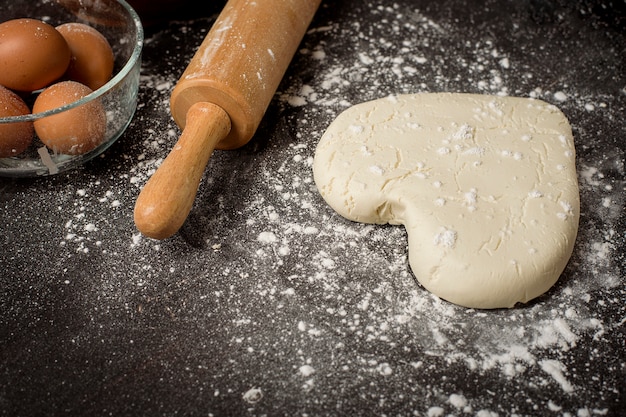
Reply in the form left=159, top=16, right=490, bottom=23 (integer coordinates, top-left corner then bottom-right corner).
left=313, top=93, right=579, bottom=309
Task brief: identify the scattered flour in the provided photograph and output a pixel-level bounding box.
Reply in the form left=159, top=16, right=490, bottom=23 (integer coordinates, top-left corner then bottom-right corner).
left=23, top=1, right=623, bottom=416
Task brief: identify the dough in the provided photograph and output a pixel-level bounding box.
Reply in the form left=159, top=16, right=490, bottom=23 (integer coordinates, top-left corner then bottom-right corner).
left=313, top=93, right=579, bottom=309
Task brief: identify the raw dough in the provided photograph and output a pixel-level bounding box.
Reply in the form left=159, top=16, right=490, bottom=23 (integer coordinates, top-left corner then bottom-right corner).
left=313, top=93, right=579, bottom=309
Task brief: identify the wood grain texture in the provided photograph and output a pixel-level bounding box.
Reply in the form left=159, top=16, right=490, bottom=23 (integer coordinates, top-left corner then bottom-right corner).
left=134, top=102, right=231, bottom=239
left=170, top=0, right=322, bottom=149
left=134, top=0, right=321, bottom=239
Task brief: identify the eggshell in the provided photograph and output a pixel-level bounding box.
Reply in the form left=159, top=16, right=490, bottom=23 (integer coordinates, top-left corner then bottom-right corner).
left=0, top=18, right=71, bottom=92
left=56, top=23, right=115, bottom=91
left=0, top=85, right=34, bottom=158
left=33, top=81, right=107, bottom=155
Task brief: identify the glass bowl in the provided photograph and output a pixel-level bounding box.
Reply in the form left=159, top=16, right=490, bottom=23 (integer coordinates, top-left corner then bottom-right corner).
left=0, top=0, right=143, bottom=177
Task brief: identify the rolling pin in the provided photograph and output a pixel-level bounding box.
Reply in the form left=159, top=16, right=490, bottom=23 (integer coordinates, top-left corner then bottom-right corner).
left=134, top=0, right=322, bottom=239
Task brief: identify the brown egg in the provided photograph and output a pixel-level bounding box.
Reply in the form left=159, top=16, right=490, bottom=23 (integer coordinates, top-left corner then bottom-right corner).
left=0, top=18, right=71, bottom=92
left=33, top=81, right=107, bottom=155
left=56, top=23, right=115, bottom=91
left=0, top=85, right=34, bottom=158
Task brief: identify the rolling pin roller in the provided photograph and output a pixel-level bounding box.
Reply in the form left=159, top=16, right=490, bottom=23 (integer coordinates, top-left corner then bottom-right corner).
left=134, top=0, right=322, bottom=239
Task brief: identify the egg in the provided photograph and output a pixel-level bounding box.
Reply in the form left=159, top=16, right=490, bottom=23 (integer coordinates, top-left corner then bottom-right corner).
left=56, top=23, right=115, bottom=91
left=33, top=81, right=106, bottom=155
left=0, top=85, right=34, bottom=158
left=0, top=18, right=71, bottom=92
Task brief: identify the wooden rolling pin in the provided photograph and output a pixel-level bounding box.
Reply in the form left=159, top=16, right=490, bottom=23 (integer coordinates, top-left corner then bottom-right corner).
left=134, top=0, right=321, bottom=239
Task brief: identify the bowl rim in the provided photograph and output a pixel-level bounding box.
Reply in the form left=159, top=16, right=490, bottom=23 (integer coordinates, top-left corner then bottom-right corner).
left=0, top=0, right=144, bottom=124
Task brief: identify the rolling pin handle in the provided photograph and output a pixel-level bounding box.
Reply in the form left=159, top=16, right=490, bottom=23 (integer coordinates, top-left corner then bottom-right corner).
left=133, top=102, right=231, bottom=240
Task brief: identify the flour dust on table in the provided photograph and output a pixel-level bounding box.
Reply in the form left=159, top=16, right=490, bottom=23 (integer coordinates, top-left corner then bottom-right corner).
left=71, top=4, right=622, bottom=414
left=2, top=1, right=623, bottom=416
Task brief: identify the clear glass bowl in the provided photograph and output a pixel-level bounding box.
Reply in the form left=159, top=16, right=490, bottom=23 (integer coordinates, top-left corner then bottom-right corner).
left=0, top=0, right=143, bottom=177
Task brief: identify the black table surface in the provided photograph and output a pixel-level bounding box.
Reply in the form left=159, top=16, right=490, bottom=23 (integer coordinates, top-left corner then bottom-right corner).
left=1, top=1, right=625, bottom=416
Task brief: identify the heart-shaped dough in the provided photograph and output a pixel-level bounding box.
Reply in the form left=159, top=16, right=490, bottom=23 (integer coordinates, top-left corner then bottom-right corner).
left=313, top=93, right=579, bottom=309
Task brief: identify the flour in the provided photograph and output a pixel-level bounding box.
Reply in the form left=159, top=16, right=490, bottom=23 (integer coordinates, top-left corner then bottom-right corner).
left=298, top=364, right=315, bottom=377
left=25, top=1, right=623, bottom=415
left=273, top=3, right=621, bottom=412
left=540, top=359, right=575, bottom=393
